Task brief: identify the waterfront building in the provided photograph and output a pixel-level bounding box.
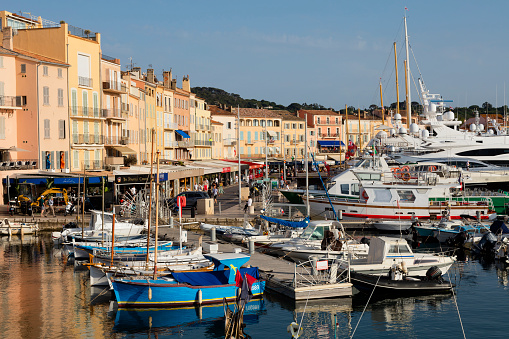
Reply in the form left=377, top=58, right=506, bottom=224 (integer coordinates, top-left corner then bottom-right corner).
left=209, top=105, right=237, bottom=160
left=211, top=120, right=224, bottom=159
left=298, top=109, right=343, bottom=160
left=173, top=81, right=192, bottom=161
left=190, top=89, right=212, bottom=160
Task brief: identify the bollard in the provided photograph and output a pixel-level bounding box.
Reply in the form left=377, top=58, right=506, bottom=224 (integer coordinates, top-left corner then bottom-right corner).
left=249, top=238, right=255, bottom=254
left=310, top=255, right=319, bottom=276
left=219, top=202, right=221, bottom=215
left=338, top=210, right=343, bottom=220
left=169, top=216, right=174, bottom=228
left=211, top=227, right=216, bottom=242
left=191, top=206, right=196, bottom=218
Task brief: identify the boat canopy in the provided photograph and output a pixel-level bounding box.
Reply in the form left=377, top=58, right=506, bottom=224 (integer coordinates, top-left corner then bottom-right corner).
left=490, top=220, right=509, bottom=234
left=205, top=253, right=251, bottom=271
left=260, top=216, right=310, bottom=228
left=171, top=267, right=259, bottom=286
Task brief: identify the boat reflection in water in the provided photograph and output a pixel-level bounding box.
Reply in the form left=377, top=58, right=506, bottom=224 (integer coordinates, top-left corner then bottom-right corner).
left=113, top=299, right=266, bottom=333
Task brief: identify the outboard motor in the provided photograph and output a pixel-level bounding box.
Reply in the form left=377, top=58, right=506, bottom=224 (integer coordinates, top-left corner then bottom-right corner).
left=425, top=266, right=443, bottom=282
left=476, top=232, right=498, bottom=256
left=446, top=231, right=468, bottom=248
left=360, top=237, right=370, bottom=245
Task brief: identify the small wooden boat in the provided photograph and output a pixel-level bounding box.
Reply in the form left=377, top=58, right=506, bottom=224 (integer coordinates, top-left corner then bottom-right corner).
left=350, top=266, right=455, bottom=296
left=0, top=218, right=38, bottom=235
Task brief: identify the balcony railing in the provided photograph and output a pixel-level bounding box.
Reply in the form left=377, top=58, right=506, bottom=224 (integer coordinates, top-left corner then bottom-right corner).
left=0, top=159, right=38, bottom=170
left=177, top=140, right=195, bottom=148
left=70, top=106, right=102, bottom=118
left=82, top=160, right=103, bottom=170
left=164, top=122, right=178, bottom=130
left=78, top=76, right=93, bottom=87
left=164, top=141, right=178, bottom=148
left=105, top=136, right=126, bottom=145
left=72, top=134, right=104, bottom=145
left=290, top=140, right=302, bottom=145
left=194, top=140, right=213, bottom=146
left=321, top=133, right=339, bottom=138
left=102, top=108, right=125, bottom=119
left=121, top=103, right=129, bottom=113
left=245, top=139, right=255, bottom=145
left=0, top=96, right=22, bottom=108
left=224, top=139, right=236, bottom=146
left=103, top=81, right=127, bottom=92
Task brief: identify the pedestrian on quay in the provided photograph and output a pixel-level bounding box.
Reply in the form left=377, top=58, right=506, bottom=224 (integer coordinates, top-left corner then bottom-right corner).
left=39, top=195, right=45, bottom=217
left=218, top=182, right=224, bottom=195
left=48, top=195, right=56, bottom=217
left=194, top=182, right=199, bottom=191
left=213, top=186, right=218, bottom=203
left=244, top=196, right=252, bottom=213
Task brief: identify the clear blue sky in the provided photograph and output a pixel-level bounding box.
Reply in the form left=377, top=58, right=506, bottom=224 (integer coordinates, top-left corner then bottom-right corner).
left=9, top=1, right=509, bottom=110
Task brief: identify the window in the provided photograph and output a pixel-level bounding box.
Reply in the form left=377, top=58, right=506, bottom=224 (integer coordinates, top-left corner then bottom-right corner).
left=58, top=89, right=64, bottom=106
left=326, top=117, right=330, bottom=124
left=292, top=123, right=297, bottom=129
left=255, top=147, right=258, bottom=154
left=335, top=117, right=339, bottom=124
left=255, top=131, right=258, bottom=140
left=43, top=66, right=48, bottom=76
left=341, top=184, right=349, bottom=195
left=21, top=64, right=26, bottom=73
left=0, top=116, right=5, bottom=139
left=59, top=120, right=66, bottom=139
left=397, top=190, right=416, bottom=202
left=77, top=53, right=91, bottom=87
left=71, top=89, right=77, bottom=115
left=58, top=68, right=63, bottom=78
left=317, top=117, right=320, bottom=124
left=44, top=119, right=50, bottom=139
left=22, top=96, right=27, bottom=106
left=0, top=56, right=3, bottom=68
left=240, top=131, right=244, bottom=141
left=73, top=150, right=79, bottom=168
left=43, top=86, right=49, bottom=105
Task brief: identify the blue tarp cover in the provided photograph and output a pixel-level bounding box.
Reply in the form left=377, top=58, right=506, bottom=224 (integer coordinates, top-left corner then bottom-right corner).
left=172, top=267, right=259, bottom=286
left=260, top=215, right=310, bottom=228
left=176, top=130, right=191, bottom=138
left=490, top=220, right=509, bottom=234
left=317, top=140, right=345, bottom=147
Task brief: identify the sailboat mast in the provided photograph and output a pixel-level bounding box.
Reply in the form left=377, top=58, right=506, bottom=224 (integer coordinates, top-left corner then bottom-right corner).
left=305, top=113, right=309, bottom=217
left=146, top=128, right=155, bottom=267
left=380, top=80, right=385, bottom=125
left=404, top=15, right=412, bottom=128
left=153, top=151, right=160, bottom=279
left=394, top=42, right=400, bottom=117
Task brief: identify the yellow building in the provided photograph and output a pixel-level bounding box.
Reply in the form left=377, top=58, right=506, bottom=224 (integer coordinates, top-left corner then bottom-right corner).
left=211, top=120, right=224, bottom=159
left=190, top=91, right=212, bottom=160
left=12, top=21, right=104, bottom=171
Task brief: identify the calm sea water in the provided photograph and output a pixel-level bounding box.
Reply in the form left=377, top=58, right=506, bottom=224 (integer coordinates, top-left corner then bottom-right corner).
left=1, top=234, right=509, bottom=338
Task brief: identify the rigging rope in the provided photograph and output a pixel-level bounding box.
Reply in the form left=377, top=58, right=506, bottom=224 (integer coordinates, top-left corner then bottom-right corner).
left=350, top=274, right=381, bottom=338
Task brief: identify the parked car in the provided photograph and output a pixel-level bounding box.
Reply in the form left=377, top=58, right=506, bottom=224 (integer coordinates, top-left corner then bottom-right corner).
left=166, top=191, right=210, bottom=211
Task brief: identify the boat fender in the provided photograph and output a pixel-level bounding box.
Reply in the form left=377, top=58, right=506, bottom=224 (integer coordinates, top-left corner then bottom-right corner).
left=401, top=261, right=408, bottom=274
left=428, top=165, right=437, bottom=172
left=287, top=321, right=303, bottom=338
left=148, top=286, right=152, bottom=300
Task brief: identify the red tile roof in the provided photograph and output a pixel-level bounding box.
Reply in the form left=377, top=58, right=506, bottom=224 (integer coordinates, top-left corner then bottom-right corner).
left=12, top=48, right=70, bottom=66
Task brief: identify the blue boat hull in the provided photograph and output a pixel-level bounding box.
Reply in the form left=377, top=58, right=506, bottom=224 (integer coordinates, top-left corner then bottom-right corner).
left=414, top=226, right=435, bottom=237
left=112, top=279, right=266, bottom=308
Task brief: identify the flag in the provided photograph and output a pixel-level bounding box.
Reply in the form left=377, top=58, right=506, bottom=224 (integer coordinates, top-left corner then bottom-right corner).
left=244, top=273, right=257, bottom=291
left=239, top=273, right=253, bottom=305
left=235, top=269, right=243, bottom=288
left=397, top=200, right=400, bottom=209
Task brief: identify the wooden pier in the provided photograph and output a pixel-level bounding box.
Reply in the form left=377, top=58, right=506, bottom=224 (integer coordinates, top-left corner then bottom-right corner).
left=160, top=226, right=353, bottom=301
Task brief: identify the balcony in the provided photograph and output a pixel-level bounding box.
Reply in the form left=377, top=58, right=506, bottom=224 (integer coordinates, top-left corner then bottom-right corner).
left=103, top=81, right=127, bottom=93
left=164, top=122, right=178, bottom=130
left=78, top=76, right=93, bottom=87
left=224, top=139, right=236, bottom=146
left=105, top=136, right=126, bottom=145
left=290, top=140, right=302, bottom=145
left=102, top=108, right=125, bottom=120
left=321, top=133, right=339, bottom=138
left=70, top=106, right=102, bottom=118
left=72, top=134, right=104, bottom=145
left=105, top=156, right=124, bottom=166
left=196, top=124, right=212, bottom=131
left=164, top=141, right=178, bottom=148
left=82, top=160, right=103, bottom=170
left=194, top=140, right=213, bottom=146
left=121, top=103, right=129, bottom=113
left=0, top=159, right=38, bottom=170
left=245, top=139, right=254, bottom=145
left=177, top=140, right=195, bottom=148
left=120, top=137, right=129, bottom=145
left=0, top=96, right=22, bottom=110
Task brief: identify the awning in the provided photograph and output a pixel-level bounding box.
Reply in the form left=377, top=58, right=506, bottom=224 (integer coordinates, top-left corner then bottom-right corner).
left=317, top=140, right=345, bottom=147
left=112, top=146, right=137, bottom=155
left=176, top=130, right=190, bottom=138
left=267, top=130, right=277, bottom=137
left=327, top=154, right=343, bottom=162
left=8, top=146, right=29, bottom=152
left=375, top=124, right=392, bottom=130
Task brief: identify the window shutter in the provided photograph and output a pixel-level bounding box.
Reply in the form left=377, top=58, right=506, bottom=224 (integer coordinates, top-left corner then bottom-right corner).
left=51, top=151, right=55, bottom=169
left=41, top=151, right=45, bottom=169
left=0, top=116, right=5, bottom=139
left=65, top=151, right=68, bottom=169
left=44, top=119, right=50, bottom=138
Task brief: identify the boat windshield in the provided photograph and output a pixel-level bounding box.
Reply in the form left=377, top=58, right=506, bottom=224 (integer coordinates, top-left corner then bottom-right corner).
left=388, top=244, right=412, bottom=254
left=300, top=225, right=328, bottom=241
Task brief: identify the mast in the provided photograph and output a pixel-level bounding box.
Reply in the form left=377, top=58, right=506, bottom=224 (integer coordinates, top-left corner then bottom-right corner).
left=358, top=108, right=362, bottom=154
left=146, top=128, right=155, bottom=267
left=237, top=105, right=241, bottom=208
left=345, top=104, right=349, bottom=169
left=404, top=15, right=412, bottom=128
left=305, top=114, right=309, bottom=217
left=380, top=80, right=385, bottom=125
left=394, top=42, right=400, bottom=117
left=404, top=59, right=410, bottom=127
left=82, top=167, right=86, bottom=239
left=153, top=151, right=160, bottom=279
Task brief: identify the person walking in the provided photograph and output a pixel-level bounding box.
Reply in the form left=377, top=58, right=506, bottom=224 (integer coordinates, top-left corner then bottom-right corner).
left=218, top=182, right=224, bottom=195
left=244, top=196, right=253, bottom=213
left=213, top=186, right=218, bottom=204
left=39, top=195, right=45, bottom=217
left=48, top=195, right=56, bottom=217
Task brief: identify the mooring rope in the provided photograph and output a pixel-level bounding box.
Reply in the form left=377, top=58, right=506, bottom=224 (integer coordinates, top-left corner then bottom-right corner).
left=350, top=274, right=381, bottom=339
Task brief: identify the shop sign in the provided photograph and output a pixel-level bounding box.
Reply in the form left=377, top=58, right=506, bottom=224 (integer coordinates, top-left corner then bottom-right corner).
left=116, top=173, right=168, bottom=184
left=222, top=167, right=231, bottom=173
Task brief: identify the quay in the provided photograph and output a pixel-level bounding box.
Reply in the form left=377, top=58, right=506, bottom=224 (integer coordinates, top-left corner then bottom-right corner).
left=160, top=226, right=354, bottom=301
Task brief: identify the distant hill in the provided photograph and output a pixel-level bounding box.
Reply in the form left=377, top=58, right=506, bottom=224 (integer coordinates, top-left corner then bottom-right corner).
left=191, top=87, right=329, bottom=113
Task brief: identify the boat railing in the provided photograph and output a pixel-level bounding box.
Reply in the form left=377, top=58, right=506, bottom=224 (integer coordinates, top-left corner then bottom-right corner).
left=293, top=257, right=349, bottom=289
left=263, top=203, right=307, bottom=220
left=383, top=169, right=441, bottom=186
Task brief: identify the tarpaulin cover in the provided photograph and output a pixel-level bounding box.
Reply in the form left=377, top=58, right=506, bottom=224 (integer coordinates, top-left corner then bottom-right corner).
left=171, top=267, right=259, bottom=286
left=490, top=220, right=509, bottom=234
left=260, top=215, right=310, bottom=228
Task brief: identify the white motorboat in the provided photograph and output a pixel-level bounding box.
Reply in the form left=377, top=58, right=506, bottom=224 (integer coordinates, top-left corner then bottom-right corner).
left=373, top=220, right=413, bottom=232
left=340, top=236, right=455, bottom=276
left=0, top=218, right=38, bottom=235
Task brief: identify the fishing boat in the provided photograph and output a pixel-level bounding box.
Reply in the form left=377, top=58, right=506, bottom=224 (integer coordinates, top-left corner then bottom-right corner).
left=72, top=240, right=177, bottom=260
left=340, top=236, right=455, bottom=276
left=433, top=224, right=487, bottom=243
left=349, top=267, right=455, bottom=296
left=0, top=218, right=38, bottom=235
left=111, top=253, right=265, bottom=308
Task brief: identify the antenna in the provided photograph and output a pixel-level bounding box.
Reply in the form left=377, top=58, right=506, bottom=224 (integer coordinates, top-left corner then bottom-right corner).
left=148, top=64, right=153, bottom=68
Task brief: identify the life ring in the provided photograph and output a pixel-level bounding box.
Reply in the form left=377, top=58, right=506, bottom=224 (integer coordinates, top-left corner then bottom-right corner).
left=401, top=166, right=410, bottom=172
left=402, top=172, right=411, bottom=181
left=391, top=167, right=400, bottom=173
left=428, top=165, right=437, bottom=172
left=362, top=191, right=369, bottom=200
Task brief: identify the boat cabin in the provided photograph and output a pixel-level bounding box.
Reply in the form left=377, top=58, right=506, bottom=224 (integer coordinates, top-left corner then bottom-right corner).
left=298, top=220, right=341, bottom=241
left=366, top=237, right=414, bottom=265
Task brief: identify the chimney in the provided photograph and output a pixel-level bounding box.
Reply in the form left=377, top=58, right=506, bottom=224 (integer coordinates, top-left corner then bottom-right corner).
left=163, top=70, right=171, bottom=89
left=171, top=79, right=177, bottom=90
left=132, top=67, right=141, bottom=79
left=147, top=68, right=155, bottom=83
left=2, top=27, right=13, bottom=50
left=182, top=75, right=190, bottom=92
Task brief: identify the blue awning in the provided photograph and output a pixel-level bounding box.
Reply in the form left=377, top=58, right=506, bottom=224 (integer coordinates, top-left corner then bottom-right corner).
left=318, top=140, right=345, bottom=147
left=18, top=178, right=48, bottom=185
left=88, top=177, right=102, bottom=184
left=54, top=177, right=84, bottom=185
left=175, top=130, right=190, bottom=138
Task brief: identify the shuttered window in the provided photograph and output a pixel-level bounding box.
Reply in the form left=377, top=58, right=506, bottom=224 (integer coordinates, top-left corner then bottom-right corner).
left=73, top=150, right=79, bottom=168
left=44, top=119, right=50, bottom=139
left=43, top=66, right=48, bottom=76
left=58, top=88, right=64, bottom=106
left=43, top=86, right=49, bottom=105
left=0, top=56, right=3, bottom=68
left=58, top=68, right=63, bottom=78
left=59, top=120, right=65, bottom=139
left=0, top=116, right=5, bottom=139
left=71, top=89, right=77, bottom=115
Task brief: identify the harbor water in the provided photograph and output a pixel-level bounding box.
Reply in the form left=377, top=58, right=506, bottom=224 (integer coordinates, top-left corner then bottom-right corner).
left=1, top=234, right=509, bottom=338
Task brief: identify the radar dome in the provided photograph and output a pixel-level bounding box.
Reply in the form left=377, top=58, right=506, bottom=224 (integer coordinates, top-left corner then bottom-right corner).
left=478, top=124, right=484, bottom=131
left=389, top=128, right=396, bottom=136
left=469, top=124, right=476, bottom=132
left=394, top=113, right=402, bottom=120
left=444, top=111, right=455, bottom=121
left=376, top=131, right=387, bottom=138
left=421, top=129, right=430, bottom=138
left=409, top=123, right=419, bottom=133
left=488, top=129, right=494, bottom=135
left=398, top=127, right=407, bottom=134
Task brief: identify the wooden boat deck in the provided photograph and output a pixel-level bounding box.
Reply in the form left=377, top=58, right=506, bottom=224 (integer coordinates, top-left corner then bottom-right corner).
left=159, top=226, right=352, bottom=300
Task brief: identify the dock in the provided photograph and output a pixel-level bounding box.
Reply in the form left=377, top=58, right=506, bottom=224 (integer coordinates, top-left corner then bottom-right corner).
left=159, top=226, right=353, bottom=301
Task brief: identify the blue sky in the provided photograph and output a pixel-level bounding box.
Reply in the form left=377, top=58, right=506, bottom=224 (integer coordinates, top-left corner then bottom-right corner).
left=9, top=1, right=509, bottom=110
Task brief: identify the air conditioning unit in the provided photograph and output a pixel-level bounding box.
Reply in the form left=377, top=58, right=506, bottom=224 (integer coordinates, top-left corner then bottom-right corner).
left=108, top=165, right=121, bottom=171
